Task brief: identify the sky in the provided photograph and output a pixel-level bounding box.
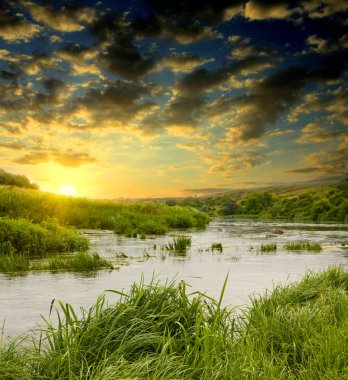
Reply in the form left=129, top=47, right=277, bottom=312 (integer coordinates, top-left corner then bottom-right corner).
left=0, top=0, right=347, bottom=198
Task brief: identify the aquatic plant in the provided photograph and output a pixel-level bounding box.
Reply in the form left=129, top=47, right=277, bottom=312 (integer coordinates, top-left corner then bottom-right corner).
left=259, top=243, right=277, bottom=254
left=284, top=241, right=322, bottom=252
left=0, top=266, right=347, bottom=379
left=33, top=252, right=113, bottom=272
left=163, top=235, right=192, bottom=253
left=211, top=242, right=223, bottom=252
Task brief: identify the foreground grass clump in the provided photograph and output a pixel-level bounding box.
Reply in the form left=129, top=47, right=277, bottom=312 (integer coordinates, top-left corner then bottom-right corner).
left=211, top=242, right=223, bottom=252
left=284, top=241, right=322, bottom=252
left=0, top=217, right=89, bottom=256
left=259, top=243, right=277, bottom=254
left=0, top=186, right=210, bottom=236
left=163, top=235, right=192, bottom=253
left=0, top=266, right=347, bottom=379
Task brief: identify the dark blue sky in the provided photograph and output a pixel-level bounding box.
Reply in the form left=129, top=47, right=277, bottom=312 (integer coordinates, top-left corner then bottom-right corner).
left=0, top=0, right=347, bottom=197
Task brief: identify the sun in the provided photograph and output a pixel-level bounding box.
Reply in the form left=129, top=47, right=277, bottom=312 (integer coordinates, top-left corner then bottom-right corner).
left=58, top=183, right=78, bottom=197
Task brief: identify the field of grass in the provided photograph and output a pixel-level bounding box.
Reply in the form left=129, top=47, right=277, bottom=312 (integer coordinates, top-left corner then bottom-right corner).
left=0, top=185, right=210, bottom=237
left=0, top=266, right=347, bottom=379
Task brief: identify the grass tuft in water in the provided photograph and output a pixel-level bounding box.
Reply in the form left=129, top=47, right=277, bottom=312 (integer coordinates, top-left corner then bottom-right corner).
left=32, top=252, right=113, bottom=272
left=163, top=235, right=192, bottom=253
left=211, top=243, right=223, bottom=252
left=284, top=241, right=322, bottom=252
left=258, top=243, right=277, bottom=254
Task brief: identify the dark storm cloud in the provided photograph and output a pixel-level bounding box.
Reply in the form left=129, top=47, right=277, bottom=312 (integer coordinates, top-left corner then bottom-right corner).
left=132, top=0, right=244, bottom=43
left=99, top=38, right=155, bottom=79
left=69, top=81, right=157, bottom=128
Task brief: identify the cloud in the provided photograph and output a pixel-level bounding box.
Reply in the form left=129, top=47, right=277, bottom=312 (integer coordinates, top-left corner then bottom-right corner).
left=207, top=150, right=267, bottom=176
left=156, top=52, right=214, bottom=73
left=245, top=0, right=295, bottom=20
left=302, top=0, right=348, bottom=19
left=296, top=122, right=344, bottom=144
left=285, top=167, right=320, bottom=173
left=131, top=0, right=244, bottom=43
left=208, top=52, right=348, bottom=143
left=99, top=38, right=155, bottom=79
left=0, top=4, right=40, bottom=42
left=289, top=86, right=348, bottom=126
left=15, top=150, right=96, bottom=167
left=24, top=1, right=96, bottom=32
left=68, top=81, right=157, bottom=129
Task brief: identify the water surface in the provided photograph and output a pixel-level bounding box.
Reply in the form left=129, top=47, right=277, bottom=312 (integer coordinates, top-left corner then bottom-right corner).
left=1, top=218, right=347, bottom=339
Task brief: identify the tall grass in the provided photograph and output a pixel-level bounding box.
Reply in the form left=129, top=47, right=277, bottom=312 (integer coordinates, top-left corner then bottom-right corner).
left=0, top=253, right=29, bottom=272
left=284, top=241, right=322, bottom=252
left=0, top=185, right=210, bottom=236
left=0, top=217, right=89, bottom=256
left=0, top=266, right=347, bottom=379
left=163, top=235, right=192, bottom=253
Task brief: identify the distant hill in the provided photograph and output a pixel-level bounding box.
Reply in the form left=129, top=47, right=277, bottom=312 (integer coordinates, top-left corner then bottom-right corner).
left=0, top=169, right=39, bottom=190
left=168, top=180, right=348, bottom=223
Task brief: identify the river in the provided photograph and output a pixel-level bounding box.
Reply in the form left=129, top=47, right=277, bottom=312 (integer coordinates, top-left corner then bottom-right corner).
left=1, top=218, right=347, bottom=339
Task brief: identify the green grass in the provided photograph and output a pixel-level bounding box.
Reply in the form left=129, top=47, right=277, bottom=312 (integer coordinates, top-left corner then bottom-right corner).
left=0, top=185, right=210, bottom=236
left=0, top=253, right=29, bottom=272
left=0, top=217, right=89, bottom=256
left=163, top=235, right=192, bottom=253
left=33, top=252, right=114, bottom=272
left=259, top=243, right=277, bottom=254
left=211, top=242, right=223, bottom=252
left=0, top=266, right=347, bottom=379
left=0, top=252, right=113, bottom=273
left=284, top=241, right=322, bottom=252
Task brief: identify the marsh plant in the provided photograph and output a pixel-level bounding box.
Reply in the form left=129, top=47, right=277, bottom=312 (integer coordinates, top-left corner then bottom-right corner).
left=258, top=243, right=277, bottom=254
left=211, top=242, right=223, bottom=252
left=163, top=235, right=192, bottom=253
left=0, top=266, right=347, bottom=379
left=284, top=241, right=322, bottom=252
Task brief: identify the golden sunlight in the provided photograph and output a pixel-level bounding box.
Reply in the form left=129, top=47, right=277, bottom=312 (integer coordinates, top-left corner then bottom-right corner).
left=58, top=183, right=78, bottom=197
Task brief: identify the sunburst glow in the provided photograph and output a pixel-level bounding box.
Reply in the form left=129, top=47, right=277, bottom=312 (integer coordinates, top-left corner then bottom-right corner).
left=58, top=183, right=78, bottom=197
